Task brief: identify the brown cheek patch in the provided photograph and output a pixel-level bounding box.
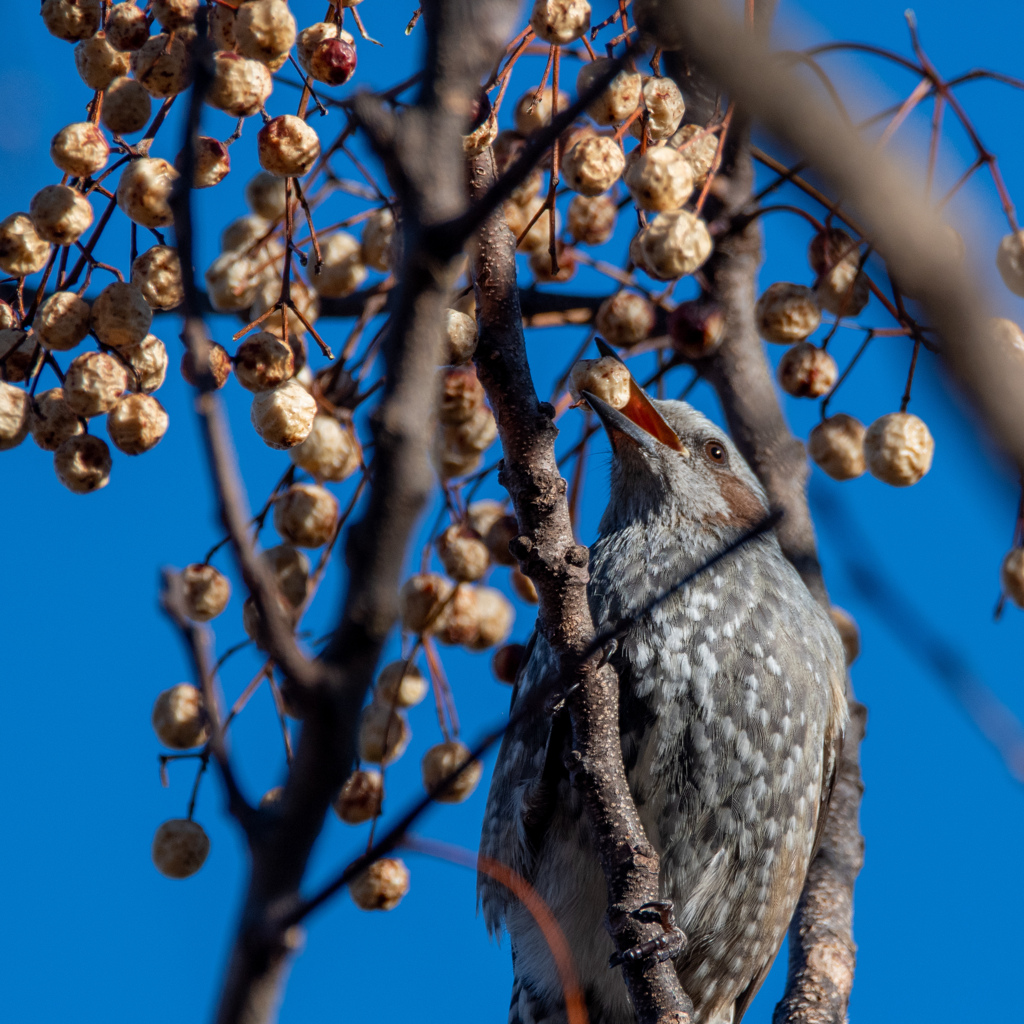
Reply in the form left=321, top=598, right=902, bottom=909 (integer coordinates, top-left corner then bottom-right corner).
left=717, top=472, right=767, bottom=527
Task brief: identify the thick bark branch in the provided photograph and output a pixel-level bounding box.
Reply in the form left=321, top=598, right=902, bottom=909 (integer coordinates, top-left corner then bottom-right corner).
left=469, top=151, right=692, bottom=1024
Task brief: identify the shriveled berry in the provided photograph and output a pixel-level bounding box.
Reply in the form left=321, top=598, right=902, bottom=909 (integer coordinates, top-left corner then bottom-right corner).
left=54, top=434, right=111, bottom=493
left=152, top=683, right=208, bottom=749
left=596, top=291, right=655, bottom=348
left=152, top=0, right=198, bottom=31
left=131, top=32, right=193, bottom=98
left=132, top=245, right=184, bottom=310
left=361, top=208, right=396, bottom=273
left=492, top=643, right=525, bottom=684
left=349, top=857, right=409, bottom=911
left=570, top=356, right=631, bottom=408
left=207, top=52, right=273, bottom=118
left=122, top=333, right=168, bottom=393
left=511, top=568, right=539, bottom=604
left=29, top=388, right=82, bottom=451
left=777, top=343, right=837, bottom=398
left=297, top=22, right=357, bottom=85
left=101, top=76, right=152, bottom=134
left=75, top=31, right=130, bottom=90
left=469, top=586, right=515, bottom=650
left=864, top=412, right=934, bottom=487
left=668, top=298, right=725, bottom=360
left=755, top=283, right=821, bottom=344
left=273, top=482, right=338, bottom=548
left=0, top=213, right=50, bottom=278
left=632, top=76, right=685, bottom=140
left=152, top=819, right=210, bottom=879
left=333, top=770, right=383, bottom=823
left=180, top=563, right=231, bottom=621
left=637, top=211, right=712, bottom=280
left=245, top=173, right=288, bottom=221
left=106, top=3, right=150, bottom=51
left=116, top=157, right=179, bottom=228
left=250, top=379, right=317, bottom=449
left=400, top=574, right=453, bottom=633
left=289, top=414, right=361, bottom=482
left=178, top=136, right=231, bottom=189
left=41, top=0, right=101, bottom=42
left=107, top=393, right=168, bottom=454
left=996, top=230, right=1024, bottom=297
left=315, top=231, right=367, bottom=298
left=567, top=194, right=616, bottom=247
left=625, top=146, right=693, bottom=212
left=468, top=501, right=518, bottom=567
left=422, top=741, right=482, bottom=803
left=437, top=524, right=490, bottom=582
left=91, top=281, right=153, bottom=348
left=671, top=124, right=719, bottom=185
left=29, top=185, right=93, bottom=246
left=63, top=351, right=128, bottom=417
left=375, top=661, right=428, bottom=708
left=181, top=342, right=232, bottom=390
left=808, top=413, right=866, bottom=481
left=258, top=115, right=321, bottom=178
left=358, top=702, right=411, bottom=765
left=513, top=87, right=569, bottom=136
left=36, top=292, right=91, bottom=351
left=51, top=122, right=109, bottom=178
left=235, top=331, right=294, bottom=392
left=235, top=0, right=297, bottom=71
left=562, top=136, right=625, bottom=197
left=0, top=382, right=31, bottom=451
left=576, top=60, right=641, bottom=125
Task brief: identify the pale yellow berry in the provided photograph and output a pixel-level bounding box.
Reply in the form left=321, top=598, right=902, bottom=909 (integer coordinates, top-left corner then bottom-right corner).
left=632, top=76, right=685, bottom=141
left=180, top=563, right=231, bottom=621
left=107, top=393, right=168, bottom=454
left=670, top=124, right=719, bottom=185
left=808, top=413, right=866, bottom=481
left=261, top=544, right=310, bottom=609
left=996, top=230, right=1024, bottom=297
left=131, top=245, right=183, bottom=310
left=437, top=524, right=490, bottom=582
left=250, top=379, right=317, bottom=449
left=35, top=292, right=90, bottom=351
left=511, top=568, right=539, bottom=604
left=637, top=211, right=712, bottom=280
left=349, top=858, right=409, bottom=911
left=576, top=60, right=641, bottom=125
left=468, top=501, right=518, bottom=567
left=152, top=0, right=198, bottom=31
left=54, top=434, right=111, bottom=492
left=864, top=412, right=934, bottom=487
left=830, top=607, right=860, bottom=665
left=181, top=342, right=232, bottom=389
left=235, top=0, right=296, bottom=70
left=561, top=136, right=625, bottom=197
left=90, top=281, right=153, bottom=348
left=422, top=741, right=482, bottom=803
left=101, top=76, right=152, bottom=134
left=777, top=343, right=837, bottom=398
left=513, top=87, right=569, bottom=136
left=400, top=574, right=453, bottom=633
left=358, top=702, right=411, bottom=765
left=258, top=115, right=320, bottom=178
left=755, top=283, right=821, bottom=344
left=595, top=291, right=655, bottom=348
left=438, top=365, right=484, bottom=425
left=0, top=214, right=50, bottom=277
left=209, top=4, right=237, bottom=50
left=234, top=331, right=294, bottom=392
left=41, top=0, right=101, bottom=41
left=75, top=31, right=130, bottom=90
left=529, top=0, right=591, bottom=44
left=131, top=33, right=193, bottom=97
left=116, top=158, right=179, bottom=228
left=809, top=228, right=869, bottom=317
left=245, top=173, right=288, bottom=221
left=273, top=483, right=338, bottom=548
left=0, top=382, right=31, bottom=451
left=570, top=356, right=631, bottom=408
left=315, top=232, right=367, bottom=298
left=333, top=770, right=383, bottom=823
left=443, top=308, right=476, bottom=365
left=152, top=683, right=208, bottom=749
left=434, top=583, right=481, bottom=646
left=375, top=662, right=428, bottom=709
left=625, top=147, right=693, bottom=212
left=207, top=52, right=273, bottom=118
left=567, top=194, right=616, bottom=246
left=63, top=351, right=128, bottom=417
left=205, top=252, right=260, bottom=312
left=152, top=819, right=210, bottom=879
left=29, top=388, right=83, bottom=451
left=469, top=586, right=515, bottom=650
left=29, top=185, right=93, bottom=246
left=183, top=136, right=231, bottom=189
left=122, top=333, right=168, bottom=393
left=289, top=414, right=361, bottom=482
left=106, top=3, right=150, bottom=51
left=361, top=208, right=396, bottom=273
left=50, top=122, right=109, bottom=178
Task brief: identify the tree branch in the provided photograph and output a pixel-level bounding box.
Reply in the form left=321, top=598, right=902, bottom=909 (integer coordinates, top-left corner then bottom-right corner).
left=468, top=149, right=692, bottom=1024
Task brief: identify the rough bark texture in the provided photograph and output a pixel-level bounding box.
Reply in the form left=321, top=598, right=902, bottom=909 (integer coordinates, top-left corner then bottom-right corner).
left=470, top=150, right=693, bottom=1024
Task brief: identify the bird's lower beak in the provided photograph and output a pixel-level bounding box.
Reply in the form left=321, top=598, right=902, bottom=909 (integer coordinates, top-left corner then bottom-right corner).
left=584, top=383, right=687, bottom=455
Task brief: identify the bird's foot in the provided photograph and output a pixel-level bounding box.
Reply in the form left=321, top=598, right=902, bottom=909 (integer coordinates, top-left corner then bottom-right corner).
left=608, top=900, right=687, bottom=968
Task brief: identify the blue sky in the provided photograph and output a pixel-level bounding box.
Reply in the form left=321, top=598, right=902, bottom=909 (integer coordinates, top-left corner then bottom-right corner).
left=2, top=2, right=1023, bottom=1022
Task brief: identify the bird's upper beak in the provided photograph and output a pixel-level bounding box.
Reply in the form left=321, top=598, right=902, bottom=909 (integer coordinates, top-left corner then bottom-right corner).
left=584, top=342, right=687, bottom=456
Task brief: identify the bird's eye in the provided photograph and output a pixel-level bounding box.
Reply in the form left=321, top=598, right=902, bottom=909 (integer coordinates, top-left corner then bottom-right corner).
left=704, top=440, right=728, bottom=465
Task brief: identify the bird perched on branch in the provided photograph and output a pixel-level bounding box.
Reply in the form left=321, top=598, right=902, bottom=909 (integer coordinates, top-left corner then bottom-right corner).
left=479, top=357, right=847, bottom=1024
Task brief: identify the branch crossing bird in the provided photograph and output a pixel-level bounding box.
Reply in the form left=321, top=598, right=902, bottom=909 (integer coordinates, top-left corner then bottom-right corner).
left=479, top=354, right=847, bottom=1024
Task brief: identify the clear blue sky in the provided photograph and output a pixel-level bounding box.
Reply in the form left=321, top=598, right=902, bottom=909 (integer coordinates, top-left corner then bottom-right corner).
left=2, top=2, right=1023, bottom=1022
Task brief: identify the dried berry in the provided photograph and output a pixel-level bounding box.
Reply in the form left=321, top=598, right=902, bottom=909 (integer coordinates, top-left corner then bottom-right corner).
left=437, top=524, right=490, bottom=583
left=315, top=232, right=367, bottom=298
left=29, top=185, right=93, bottom=246
left=251, top=277, right=319, bottom=340
left=808, top=413, right=866, bottom=481
left=576, top=60, right=641, bottom=125
left=632, top=76, right=685, bottom=141
left=207, top=52, right=273, bottom=118
left=289, top=414, right=361, bottom=482
left=205, top=252, right=260, bottom=312
left=0, top=213, right=50, bottom=278
left=131, top=33, right=193, bottom=97
left=261, top=544, right=310, bottom=609
left=152, top=0, right=198, bottom=31
left=178, top=136, right=231, bottom=189
left=441, top=308, right=476, bottom=365
left=996, top=230, right=1024, bottom=297
left=53, top=434, right=111, bottom=492
left=152, top=683, right=208, bottom=749
left=513, top=87, right=569, bottom=136
left=755, top=282, right=821, bottom=344
left=443, top=404, right=497, bottom=454
left=468, top=501, right=518, bottom=567
left=106, top=3, right=150, bottom=51
left=107, top=393, right=168, bottom=454
left=258, top=115, right=321, bottom=178
left=235, top=0, right=297, bottom=71
left=235, top=331, right=294, bottom=392
left=181, top=341, right=232, bottom=390
left=561, top=136, right=625, bottom=197
left=492, top=643, right=525, bottom=684
left=333, top=770, right=383, bottom=823
left=596, top=291, right=655, bottom=348
left=250, top=379, right=317, bottom=449
left=637, top=211, right=712, bottom=280
left=297, top=22, right=357, bottom=85
left=116, top=158, right=179, bottom=228
left=529, top=0, right=590, bottom=43
left=36, top=292, right=90, bottom=351
left=50, top=122, right=109, bottom=178
left=90, top=281, right=153, bottom=349
left=422, top=741, right=483, bottom=803
left=433, top=583, right=481, bottom=646
left=273, top=483, right=338, bottom=548
left=349, top=857, right=409, bottom=911
left=131, top=245, right=184, bottom=310
left=63, top=351, right=128, bottom=417
left=567, top=194, right=616, bottom=247
left=361, top=208, right=396, bottom=273
left=358, top=702, right=411, bottom=765
left=469, top=586, right=515, bottom=650
left=375, top=661, right=428, bottom=708
left=152, top=819, right=210, bottom=879
left=830, top=607, right=860, bottom=665
left=0, top=330, right=37, bottom=384
left=243, top=176, right=286, bottom=226
left=29, top=388, right=82, bottom=451
left=101, top=76, right=152, bottom=134
left=809, top=228, right=869, bottom=317
left=670, top=124, right=719, bottom=185
left=504, top=195, right=560, bottom=254
left=570, top=356, right=631, bottom=408
left=0, top=382, right=31, bottom=451
left=777, top=343, right=837, bottom=398
left=438, top=365, right=484, bottom=425
left=180, top=563, right=231, bottom=621
left=41, top=0, right=101, bottom=42
left=209, top=4, right=236, bottom=50
left=864, top=412, right=934, bottom=487
left=625, top=146, right=694, bottom=212
left=123, top=333, right=168, bottom=393
left=75, top=31, right=130, bottom=90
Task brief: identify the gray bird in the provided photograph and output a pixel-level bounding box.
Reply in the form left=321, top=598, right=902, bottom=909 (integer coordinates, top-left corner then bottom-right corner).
left=479, top=379, right=847, bottom=1024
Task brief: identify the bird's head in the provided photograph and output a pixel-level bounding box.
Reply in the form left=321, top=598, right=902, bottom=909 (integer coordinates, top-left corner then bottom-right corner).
left=581, top=345, right=768, bottom=536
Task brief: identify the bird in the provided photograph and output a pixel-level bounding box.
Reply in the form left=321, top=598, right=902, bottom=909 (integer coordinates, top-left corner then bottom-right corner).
left=478, top=367, right=847, bottom=1024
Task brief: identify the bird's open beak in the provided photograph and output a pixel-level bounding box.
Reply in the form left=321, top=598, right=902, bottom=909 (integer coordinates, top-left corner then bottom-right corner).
left=584, top=341, right=687, bottom=455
